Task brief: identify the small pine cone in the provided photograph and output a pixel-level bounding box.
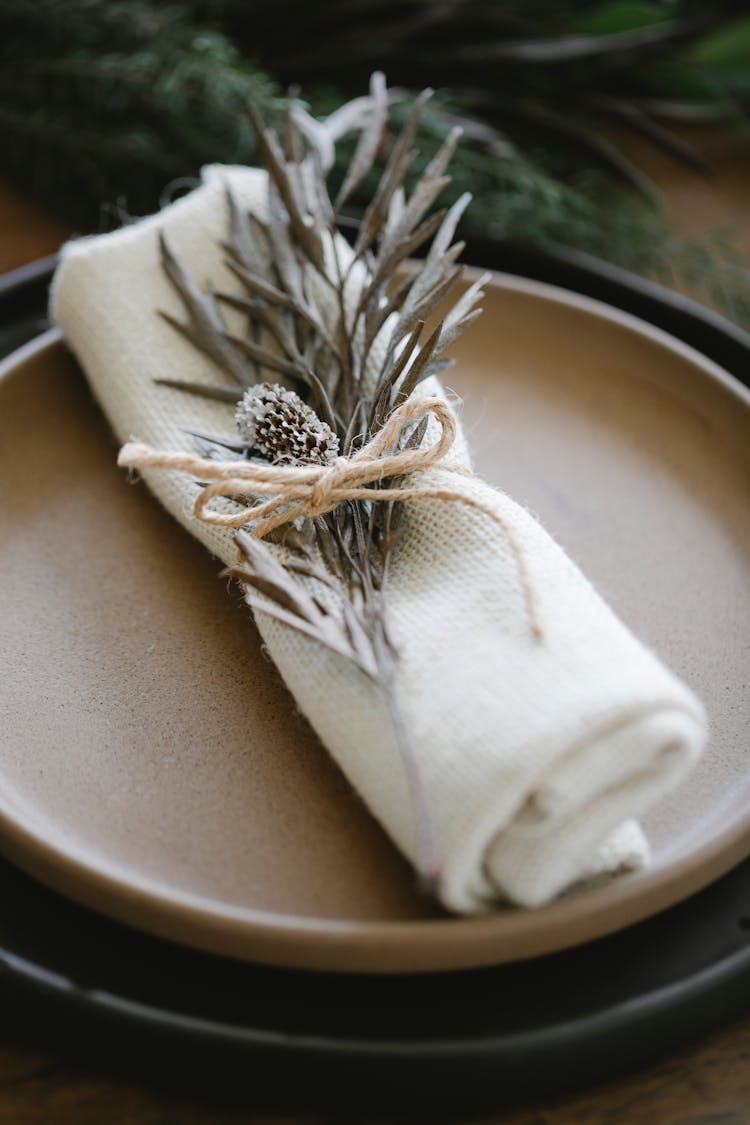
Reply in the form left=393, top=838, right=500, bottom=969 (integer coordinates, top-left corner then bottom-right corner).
left=235, top=382, right=340, bottom=466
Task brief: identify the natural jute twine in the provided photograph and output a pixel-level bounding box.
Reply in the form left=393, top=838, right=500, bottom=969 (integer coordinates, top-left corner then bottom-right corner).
left=118, top=396, right=542, bottom=639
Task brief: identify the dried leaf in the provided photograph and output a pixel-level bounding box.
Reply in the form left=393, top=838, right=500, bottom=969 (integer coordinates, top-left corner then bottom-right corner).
left=353, top=86, right=433, bottom=259
left=334, top=70, right=388, bottom=212
left=158, top=234, right=253, bottom=387
left=154, top=376, right=241, bottom=404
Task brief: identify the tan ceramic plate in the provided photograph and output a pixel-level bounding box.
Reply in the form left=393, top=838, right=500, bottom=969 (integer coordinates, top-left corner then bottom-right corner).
left=1, top=274, right=749, bottom=974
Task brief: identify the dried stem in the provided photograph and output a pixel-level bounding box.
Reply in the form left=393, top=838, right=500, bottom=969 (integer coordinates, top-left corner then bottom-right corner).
left=155, top=74, right=490, bottom=890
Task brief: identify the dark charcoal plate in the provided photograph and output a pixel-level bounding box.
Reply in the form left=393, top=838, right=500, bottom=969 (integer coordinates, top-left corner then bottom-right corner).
left=3, top=853, right=750, bottom=1113
left=2, top=245, right=750, bottom=1112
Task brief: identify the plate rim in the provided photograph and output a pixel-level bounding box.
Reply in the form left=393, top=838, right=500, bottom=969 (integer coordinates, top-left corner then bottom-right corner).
left=2, top=271, right=750, bottom=974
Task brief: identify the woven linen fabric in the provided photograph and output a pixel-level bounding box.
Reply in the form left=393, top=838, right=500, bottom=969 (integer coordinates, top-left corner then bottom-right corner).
left=51, top=165, right=708, bottom=911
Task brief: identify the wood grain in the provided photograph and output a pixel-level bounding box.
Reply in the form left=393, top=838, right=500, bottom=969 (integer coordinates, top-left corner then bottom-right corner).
left=2, top=1015, right=750, bottom=1124
left=1, top=126, right=749, bottom=1124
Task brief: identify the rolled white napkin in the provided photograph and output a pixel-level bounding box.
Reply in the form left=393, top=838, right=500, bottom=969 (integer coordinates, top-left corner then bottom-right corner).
left=51, top=165, right=707, bottom=911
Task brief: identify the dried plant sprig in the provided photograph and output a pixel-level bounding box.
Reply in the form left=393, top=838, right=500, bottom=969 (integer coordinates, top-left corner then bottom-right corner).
left=153, top=74, right=492, bottom=891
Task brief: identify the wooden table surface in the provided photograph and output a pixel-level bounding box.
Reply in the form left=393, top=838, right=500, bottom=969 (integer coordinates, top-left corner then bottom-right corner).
left=1, top=126, right=749, bottom=1123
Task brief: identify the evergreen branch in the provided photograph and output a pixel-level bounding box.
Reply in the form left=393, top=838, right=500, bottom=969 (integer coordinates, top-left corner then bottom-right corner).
left=0, top=0, right=747, bottom=322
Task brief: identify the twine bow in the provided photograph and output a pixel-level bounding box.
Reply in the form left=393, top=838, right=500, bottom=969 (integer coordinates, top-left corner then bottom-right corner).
left=118, top=396, right=542, bottom=638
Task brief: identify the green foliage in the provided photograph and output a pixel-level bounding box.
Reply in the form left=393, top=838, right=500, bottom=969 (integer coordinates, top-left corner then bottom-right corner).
left=0, top=0, right=281, bottom=227
left=571, top=3, right=672, bottom=35
left=0, top=0, right=748, bottom=321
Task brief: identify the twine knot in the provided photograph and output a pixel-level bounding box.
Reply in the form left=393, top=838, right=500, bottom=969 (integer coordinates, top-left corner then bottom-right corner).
left=119, top=395, right=456, bottom=537
left=307, top=455, right=351, bottom=516
left=118, top=395, right=542, bottom=638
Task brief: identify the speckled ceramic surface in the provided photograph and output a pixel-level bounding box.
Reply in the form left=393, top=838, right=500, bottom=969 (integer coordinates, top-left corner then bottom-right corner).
left=1, top=275, right=748, bottom=973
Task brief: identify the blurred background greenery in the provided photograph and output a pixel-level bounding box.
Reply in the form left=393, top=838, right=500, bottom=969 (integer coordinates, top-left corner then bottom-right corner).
left=2, top=0, right=749, bottom=319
